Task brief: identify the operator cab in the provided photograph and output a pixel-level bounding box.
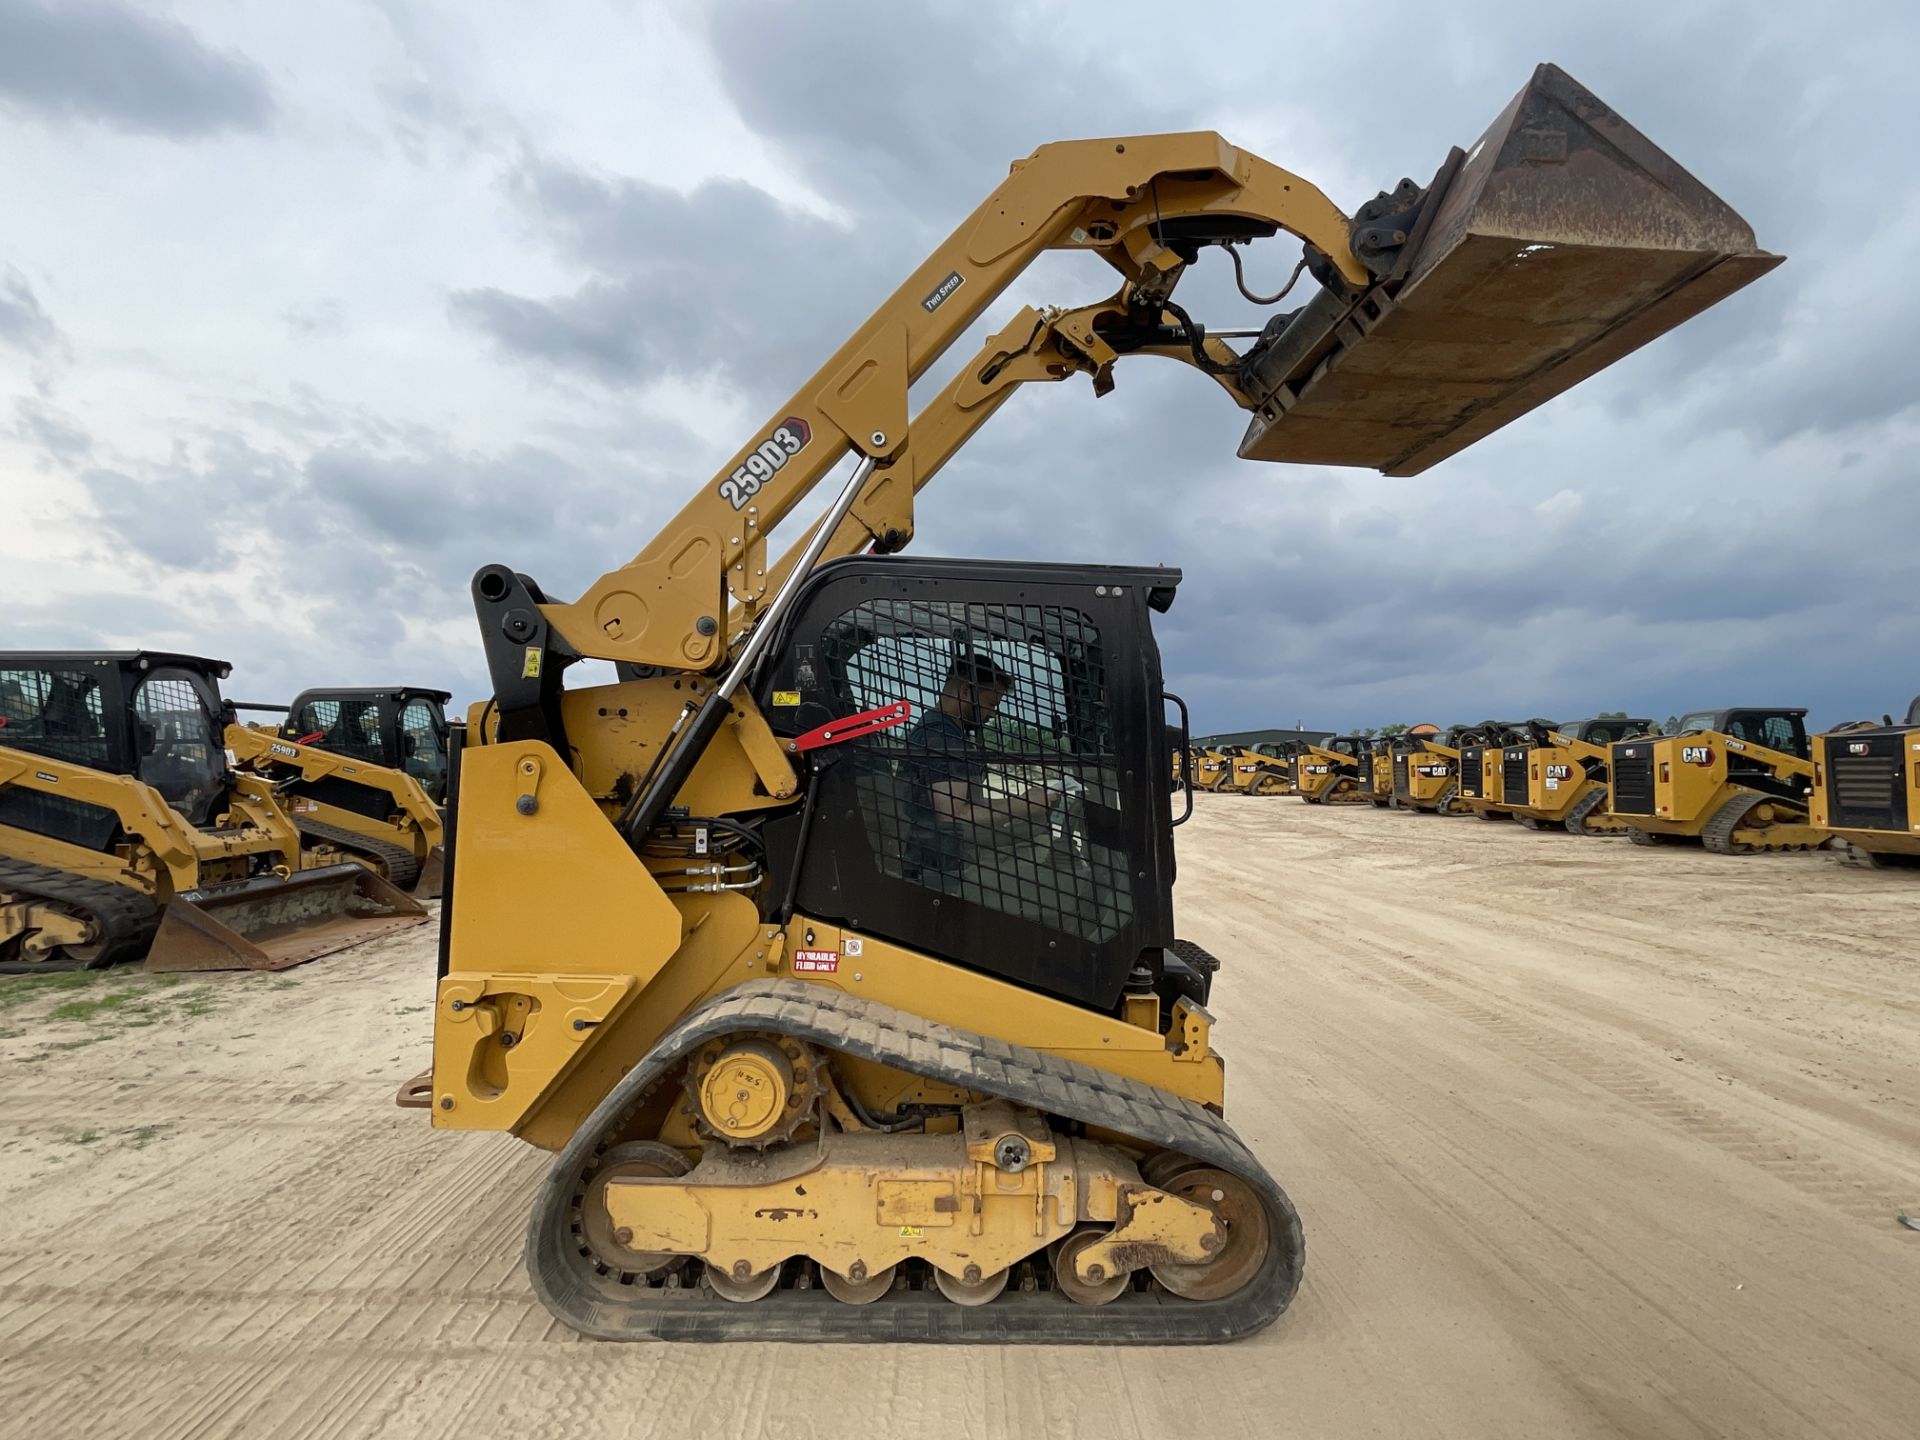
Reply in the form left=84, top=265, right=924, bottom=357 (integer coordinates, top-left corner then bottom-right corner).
left=1563, top=717, right=1651, bottom=746
left=757, top=555, right=1186, bottom=1014
left=283, top=687, right=454, bottom=802
left=1674, top=708, right=1809, bottom=760
left=0, top=651, right=235, bottom=835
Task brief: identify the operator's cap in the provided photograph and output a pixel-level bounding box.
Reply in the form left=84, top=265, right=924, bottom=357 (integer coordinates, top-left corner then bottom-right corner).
left=952, top=653, right=1015, bottom=688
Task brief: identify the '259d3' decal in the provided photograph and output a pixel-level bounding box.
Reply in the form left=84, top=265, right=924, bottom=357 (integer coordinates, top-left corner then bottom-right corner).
left=719, top=417, right=812, bottom=510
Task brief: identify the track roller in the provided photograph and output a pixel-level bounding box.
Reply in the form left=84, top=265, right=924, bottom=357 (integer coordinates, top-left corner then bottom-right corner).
left=821, top=1263, right=897, bottom=1305
left=933, top=1265, right=1010, bottom=1307
left=707, top=1263, right=782, bottom=1302
left=1050, top=1230, right=1130, bottom=1307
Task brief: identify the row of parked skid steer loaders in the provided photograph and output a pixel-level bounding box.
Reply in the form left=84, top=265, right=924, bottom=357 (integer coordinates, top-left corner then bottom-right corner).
left=0, top=655, right=459, bottom=973
left=1185, top=700, right=1920, bottom=867
left=4, top=63, right=1798, bottom=1342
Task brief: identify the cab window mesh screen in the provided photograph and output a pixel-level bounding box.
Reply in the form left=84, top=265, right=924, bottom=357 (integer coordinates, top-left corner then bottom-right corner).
left=300, top=699, right=384, bottom=761
left=134, top=670, right=224, bottom=825
left=820, top=599, right=1133, bottom=943
left=293, top=700, right=340, bottom=738
left=1758, top=716, right=1798, bottom=753
left=0, top=668, right=108, bottom=768
left=394, top=698, right=439, bottom=778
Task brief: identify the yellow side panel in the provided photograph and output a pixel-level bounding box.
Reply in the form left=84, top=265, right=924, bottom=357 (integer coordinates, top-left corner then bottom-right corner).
left=435, top=742, right=684, bottom=1130
left=448, top=741, right=683, bottom=978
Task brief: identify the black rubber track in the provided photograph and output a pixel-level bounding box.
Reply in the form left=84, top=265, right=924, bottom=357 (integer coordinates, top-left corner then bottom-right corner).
left=0, top=858, right=158, bottom=974
left=1564, top=786, right=1611, bottom=836
left=294, top=817, right=421, bottom=891
left=526, top=976, right=1303, bottom=1343
left=1701, top=790, right=1819, bottom=855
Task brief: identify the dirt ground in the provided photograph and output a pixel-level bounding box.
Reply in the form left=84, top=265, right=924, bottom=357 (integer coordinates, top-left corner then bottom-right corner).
left=1, top=796, right=1916, bottom=1439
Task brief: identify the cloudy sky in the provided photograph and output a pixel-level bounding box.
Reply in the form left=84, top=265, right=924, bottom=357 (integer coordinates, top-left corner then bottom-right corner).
left=2, top=0, right=1914, bottom=734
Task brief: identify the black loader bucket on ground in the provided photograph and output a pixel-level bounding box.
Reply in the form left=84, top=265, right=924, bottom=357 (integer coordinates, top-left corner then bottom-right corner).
left=145, top=862, right=427, bottom=973
left=1238, top=62, right=1782, bottom=475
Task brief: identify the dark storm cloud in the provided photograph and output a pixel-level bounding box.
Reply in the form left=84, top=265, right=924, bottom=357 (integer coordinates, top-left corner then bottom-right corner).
left=0, top=0, right=274, bottom=138
left=450, top=159, right=880, bottom=395
left=669, top=3, right=1918, bottom=731
left=0, top=266, right=59, bottom=354
left=696, top=1, right=1186, bottom=219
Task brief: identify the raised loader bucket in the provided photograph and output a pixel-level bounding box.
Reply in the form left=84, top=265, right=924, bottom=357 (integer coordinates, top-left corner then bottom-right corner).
left=414, top=844, right=445, bottom=901
left=144, top=862, right=428, bottom=973
left=1238, top=62, right=1782, bottom=475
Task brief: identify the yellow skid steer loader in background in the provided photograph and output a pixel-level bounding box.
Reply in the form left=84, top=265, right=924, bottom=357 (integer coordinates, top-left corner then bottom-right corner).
left=1499, top=717, right=1653, bottom=834
left=1390, top=728, right=1469, bottom=814
left=1230, top=744, right=1293, bottom=796
left=1296, top=735, right=1370, bottom=804
left=1609, top=708, right=1828, bottom=854
left=225, top=724, right=447, bottom=897
left=0, top=652, right=426, bottom=974
left=1454, top=721, right=1527, bottom=820
left=1810, top=695, right=1920, bottom=868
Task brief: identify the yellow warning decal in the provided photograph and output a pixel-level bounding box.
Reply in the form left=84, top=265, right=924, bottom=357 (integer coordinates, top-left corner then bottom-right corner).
left=898, top=1226, right=925, bottom=1239
left=522, top=646, right=542, bottom=678
left=772, top=690, right=801, bottom=707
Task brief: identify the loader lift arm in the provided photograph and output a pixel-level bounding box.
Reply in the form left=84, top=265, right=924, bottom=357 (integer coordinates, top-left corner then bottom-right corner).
left=540, top=132, right=1366, bottom=680
left=496, top=63, right=1776, bottom=724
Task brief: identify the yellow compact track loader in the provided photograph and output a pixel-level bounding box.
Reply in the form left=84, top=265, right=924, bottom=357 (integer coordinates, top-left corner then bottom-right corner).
left=0, top=652, right=426, bottom=974
left=1498, top=717, right=1652, bottom=834
left=1230, top=744, right=1293, bottom=796
left=1454, top=722, right=1525, bottom=820
left=1810, top=695, right=1920, bottom=868
left=414, top=65, right=1773, bottom=1342
left=1192, top=746, right=1239, bottom=792
left=279, top=686, right=457, bottom=804
left=1389, top=728, right=1469, bottom=813
left=1296, top=735, right=1369, bottom=804
left=226, top=724, right=448, bottom=897
left=1609, top=708, right=1828, bottom=853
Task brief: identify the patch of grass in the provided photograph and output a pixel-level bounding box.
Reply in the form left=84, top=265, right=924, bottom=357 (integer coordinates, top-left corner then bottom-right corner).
left=127, top=1124, right=169, bottom=1149
left=64, top=1130, right=102, bottom=1147
left=4, top=969, right=240, bottom=1063
left=0, top=969, right=113, bottom=1012
left=48, top=988, right=146, bottom=1023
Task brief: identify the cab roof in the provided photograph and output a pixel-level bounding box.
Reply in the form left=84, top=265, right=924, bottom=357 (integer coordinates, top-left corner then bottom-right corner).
left=0, top=650, right=231, bottom=679
left=290, top=686, right=453, bottom=705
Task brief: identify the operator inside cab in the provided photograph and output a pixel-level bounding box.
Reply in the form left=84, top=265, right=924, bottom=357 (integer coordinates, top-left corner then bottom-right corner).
left=901, top=652, right=1051, bottom=885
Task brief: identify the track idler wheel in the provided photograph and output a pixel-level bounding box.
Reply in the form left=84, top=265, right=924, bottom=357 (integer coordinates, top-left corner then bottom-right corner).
left=1050, top=1229, right=1130, bottom=1307
left=579, top=1141, right=691, bottom=1281
left=820, top=1262, right=897, bottom=1305
left=1147, top=1167, right=1271, bottom=1302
